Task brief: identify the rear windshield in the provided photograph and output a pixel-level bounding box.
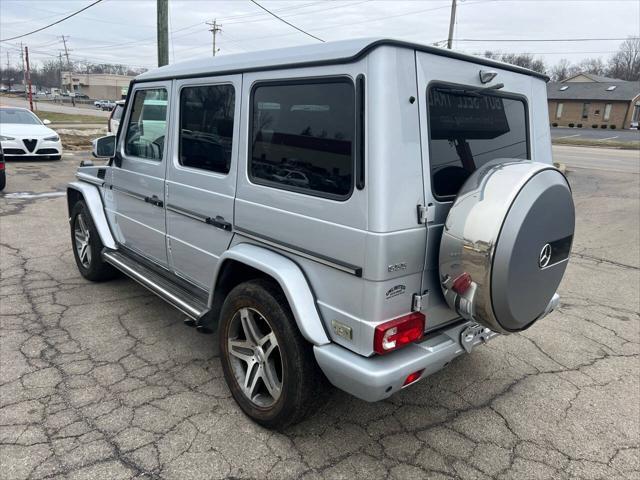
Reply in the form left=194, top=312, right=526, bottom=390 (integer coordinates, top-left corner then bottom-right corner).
left=427, top=84, right=529, bottom=199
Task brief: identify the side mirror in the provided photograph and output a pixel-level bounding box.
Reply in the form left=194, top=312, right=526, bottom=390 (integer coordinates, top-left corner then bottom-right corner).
left=92, top=135, right=116, bottom=158
left=42, top=119, right=51, bottom=125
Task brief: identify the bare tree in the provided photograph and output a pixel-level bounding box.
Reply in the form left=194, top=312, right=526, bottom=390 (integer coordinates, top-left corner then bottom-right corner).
left=607, top=37, right=640, bottom=81
left=483, top=51, right=546, bottom=75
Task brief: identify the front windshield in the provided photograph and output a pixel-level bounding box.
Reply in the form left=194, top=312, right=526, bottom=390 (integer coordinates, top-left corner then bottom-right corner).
left=0, top=109, right=42, bottom=125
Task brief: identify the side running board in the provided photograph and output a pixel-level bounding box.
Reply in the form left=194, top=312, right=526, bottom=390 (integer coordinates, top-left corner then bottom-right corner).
left=102, top=249, right=209, bottom=321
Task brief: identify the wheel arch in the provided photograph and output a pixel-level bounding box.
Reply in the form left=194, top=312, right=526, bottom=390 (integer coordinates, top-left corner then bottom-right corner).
left=67, top=181, right=116, bottom=250
left=209, top=243, right=330, bottom=346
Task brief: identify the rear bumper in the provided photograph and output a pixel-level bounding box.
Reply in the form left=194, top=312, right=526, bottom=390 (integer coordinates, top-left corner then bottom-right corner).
left=315, top=293, right=561, bottom=402
left=314, top=320, right=498, bottom=402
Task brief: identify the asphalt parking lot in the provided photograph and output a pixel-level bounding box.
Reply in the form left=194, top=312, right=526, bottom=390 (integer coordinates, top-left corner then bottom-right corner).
left=1, top=150, right=638, bottom=480
left=551, top=126, right=639, bottom=142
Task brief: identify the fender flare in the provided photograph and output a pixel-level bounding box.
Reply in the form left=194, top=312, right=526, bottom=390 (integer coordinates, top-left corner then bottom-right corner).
left=212, top=243, right=330, bottom=346
left=67, top=181, right=116, bottom=250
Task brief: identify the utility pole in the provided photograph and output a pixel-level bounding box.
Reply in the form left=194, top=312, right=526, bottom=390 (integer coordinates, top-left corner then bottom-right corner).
left=20, top=42, right=27, bottom=95
left=24, top=46, right=34, bottom=112
left=58, top=52, right=64, bottom=94
left=206, top=19, right=221, bottom=56
left=60, top=35, right=72, bottom=95
left=447, top=0, right=457, bottom=50
left=157, top=0, right=169, bottom=67
left=5, top=52, right=11, bottom=90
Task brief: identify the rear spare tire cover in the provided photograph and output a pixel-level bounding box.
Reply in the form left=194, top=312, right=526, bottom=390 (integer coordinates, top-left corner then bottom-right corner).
left=439, top=160, right=574, bottom=334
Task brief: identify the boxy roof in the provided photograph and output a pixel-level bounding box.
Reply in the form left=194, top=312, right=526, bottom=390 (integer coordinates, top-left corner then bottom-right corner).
left=136, top=37, right=550, bottom=82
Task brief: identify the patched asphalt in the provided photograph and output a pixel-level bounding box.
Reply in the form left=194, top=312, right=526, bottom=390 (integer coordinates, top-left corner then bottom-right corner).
left=1, top=151, right=638, bottom=479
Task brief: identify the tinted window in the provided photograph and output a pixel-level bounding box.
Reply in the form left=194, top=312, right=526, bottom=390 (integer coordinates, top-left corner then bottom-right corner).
left=250, top=81, right=354, bottom=198
left=124, top=88, right=167, bottom=161
left=428, top=85, right=528, bottom=198
left=179, top=84, right=235, bottom=174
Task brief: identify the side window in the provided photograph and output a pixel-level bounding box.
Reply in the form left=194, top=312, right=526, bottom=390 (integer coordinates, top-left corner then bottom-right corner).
left=249, top=80, right=355, bottom=199
left=179, top=84, right=235, bottom=174
left=124, top=88, right=168, bottom=161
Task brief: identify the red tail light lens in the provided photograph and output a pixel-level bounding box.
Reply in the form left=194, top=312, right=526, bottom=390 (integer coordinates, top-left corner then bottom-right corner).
left=403, top=369, right=425, bottom=386
left=374, top=312, right=425, bottom=355
left=452, top=272, right=472, bottom=295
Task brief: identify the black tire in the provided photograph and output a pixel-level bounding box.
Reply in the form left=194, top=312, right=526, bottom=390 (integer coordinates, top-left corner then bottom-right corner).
left=70, top=200, right=119, bottom=282
left=0, top=171, right=5, bottom=191
left=219, top=278, right=328, bottom=429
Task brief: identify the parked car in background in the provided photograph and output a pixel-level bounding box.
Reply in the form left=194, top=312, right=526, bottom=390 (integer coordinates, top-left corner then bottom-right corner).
left=70, top=38, right=574, bottom=428
left=108, top=100, right=126, bottom=134
left=94, top=100, right=104, bottom=108
left=101, top=100, right=116, bottom=111
left=0, top=107, right=62, bottom=160
left=76, top=93, right=90, bottom=99
left=0, top=146, right=5, bottom=191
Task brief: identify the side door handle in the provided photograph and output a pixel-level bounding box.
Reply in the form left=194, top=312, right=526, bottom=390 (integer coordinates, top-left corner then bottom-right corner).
left=145, top=195, right=164, bottom=207
left=206, top=215, right=232, bottom=231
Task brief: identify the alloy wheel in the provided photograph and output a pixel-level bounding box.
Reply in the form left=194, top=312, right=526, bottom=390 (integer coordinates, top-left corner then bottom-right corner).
left=74, top=213, right=92, bottom=268
left=227, top=307, right=283, bottom=408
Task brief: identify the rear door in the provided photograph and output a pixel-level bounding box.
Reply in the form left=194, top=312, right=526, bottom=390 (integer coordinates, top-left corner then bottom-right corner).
left=165, top=75, right=241, bottom=289
left=415, top=52, right=533, bottom=329
left=109, top=81, right=171, bottom=267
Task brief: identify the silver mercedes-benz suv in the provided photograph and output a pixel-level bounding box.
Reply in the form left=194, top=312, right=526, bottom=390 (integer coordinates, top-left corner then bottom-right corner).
left=67, top=38, right=574, bottom=428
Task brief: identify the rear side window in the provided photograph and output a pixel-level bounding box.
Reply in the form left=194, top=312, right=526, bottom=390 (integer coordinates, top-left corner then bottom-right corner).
left=179, top=84, right=235, bottom=174
left=124, top=88, right=168, bottom=161
left=427, top=84, right=529, bottom=199
left=249, top=80, right=355, bottom=199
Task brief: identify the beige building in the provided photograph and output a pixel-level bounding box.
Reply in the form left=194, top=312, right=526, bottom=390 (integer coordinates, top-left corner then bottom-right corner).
left=61, top=72, right=134, bottom=100
left=547, top=73, right=640, bottom=129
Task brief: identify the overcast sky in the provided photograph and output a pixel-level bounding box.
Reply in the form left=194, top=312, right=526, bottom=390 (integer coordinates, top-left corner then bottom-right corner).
left=0, top=0, right=638, bottom=71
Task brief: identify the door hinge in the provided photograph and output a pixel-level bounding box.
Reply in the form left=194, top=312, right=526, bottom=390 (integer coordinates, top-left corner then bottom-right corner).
left=417, top=203, right=434, bottom=224
left=412, top=291, right=429, bottom=312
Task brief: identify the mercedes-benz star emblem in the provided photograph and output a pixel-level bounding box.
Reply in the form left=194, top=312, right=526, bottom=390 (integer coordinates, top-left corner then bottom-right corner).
left=539, top=243, right=552, bottom=268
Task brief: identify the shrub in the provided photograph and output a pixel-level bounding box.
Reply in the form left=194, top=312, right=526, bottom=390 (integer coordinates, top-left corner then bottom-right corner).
left=610, top=125, right=616, bottom=129
left=600, top=125, right=607, bottom=129
left=592, top=124, right=598, bottom=128
left=552, top=122, right=558, bottom=127
left=568, top=123, right=574, bottom=127
left=577, top=123, right=583, bottom=128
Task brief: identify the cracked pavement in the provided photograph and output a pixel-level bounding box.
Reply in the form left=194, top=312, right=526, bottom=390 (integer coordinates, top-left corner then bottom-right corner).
left=1, top=152, right=638, bottom=479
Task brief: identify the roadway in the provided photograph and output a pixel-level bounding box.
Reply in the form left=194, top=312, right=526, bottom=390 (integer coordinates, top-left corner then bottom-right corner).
left=0, top=95, right=109, bottom=117
left=553, top=145, right=639, bottom=173
left=551, top=126, right=639, bottom=142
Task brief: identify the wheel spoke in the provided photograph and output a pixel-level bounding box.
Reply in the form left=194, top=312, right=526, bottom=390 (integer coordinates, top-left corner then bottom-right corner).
left=228, top=339, right=254, bottom=364
left=78, top=215, right=88, bottom=236
left=260, top=332, right=278, bottom=360
left=79, top=243, right=88, bottom=262
left=239, top=308, right=262, bottom=346
left=262, top=359, right=282, bottom=399
left=74, top=231, right=85, bottom=245
left=243, top=361, right=260, bottom=399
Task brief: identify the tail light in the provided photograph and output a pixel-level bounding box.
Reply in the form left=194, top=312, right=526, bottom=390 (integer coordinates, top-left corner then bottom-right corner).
left=452, top=272, right=472, bottom=295
left=374, top=312, right=425, bottom=355
left=403, top=369, right=425, bottom=386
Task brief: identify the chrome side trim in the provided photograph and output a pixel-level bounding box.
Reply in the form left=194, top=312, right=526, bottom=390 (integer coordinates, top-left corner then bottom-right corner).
left=102, top=250, right=203, bottom=319
left=76, top=172, right=104, bottom=187
left=166, top=203, right=208, bottom=223
left=235, top=227, right=362, bottom=277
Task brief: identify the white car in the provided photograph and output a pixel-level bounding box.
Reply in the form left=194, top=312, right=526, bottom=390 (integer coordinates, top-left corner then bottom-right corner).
left=0, top=107, right=63, bottom=160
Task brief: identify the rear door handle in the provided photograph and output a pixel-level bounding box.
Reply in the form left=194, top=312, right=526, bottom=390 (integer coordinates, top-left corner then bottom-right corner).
left=206, top=215, right=232, bottom=231
left=145, top=195, right=164, bottom=207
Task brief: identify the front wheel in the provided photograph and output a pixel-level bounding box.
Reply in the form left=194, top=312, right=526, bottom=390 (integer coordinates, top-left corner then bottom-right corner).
left=219, top=279, right=328, bottom=429
left=70, top=200, right=118, bottom=282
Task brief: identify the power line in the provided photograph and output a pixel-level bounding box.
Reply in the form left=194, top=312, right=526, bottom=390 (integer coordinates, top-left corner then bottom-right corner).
left=455, top=37, right=639, bottom=42
left=0, top=0, right=104, bottom=42
left=248, top=0, right=325, bottom=43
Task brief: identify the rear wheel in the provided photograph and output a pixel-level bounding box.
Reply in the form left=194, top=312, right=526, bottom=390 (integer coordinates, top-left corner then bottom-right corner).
left=70, top=200, right=118, bottom=281
left=219, top=279, right=328, bottom=429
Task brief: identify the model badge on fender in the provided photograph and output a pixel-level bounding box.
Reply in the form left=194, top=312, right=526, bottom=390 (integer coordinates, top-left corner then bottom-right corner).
left=386, top=285, right=406, bottom=299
